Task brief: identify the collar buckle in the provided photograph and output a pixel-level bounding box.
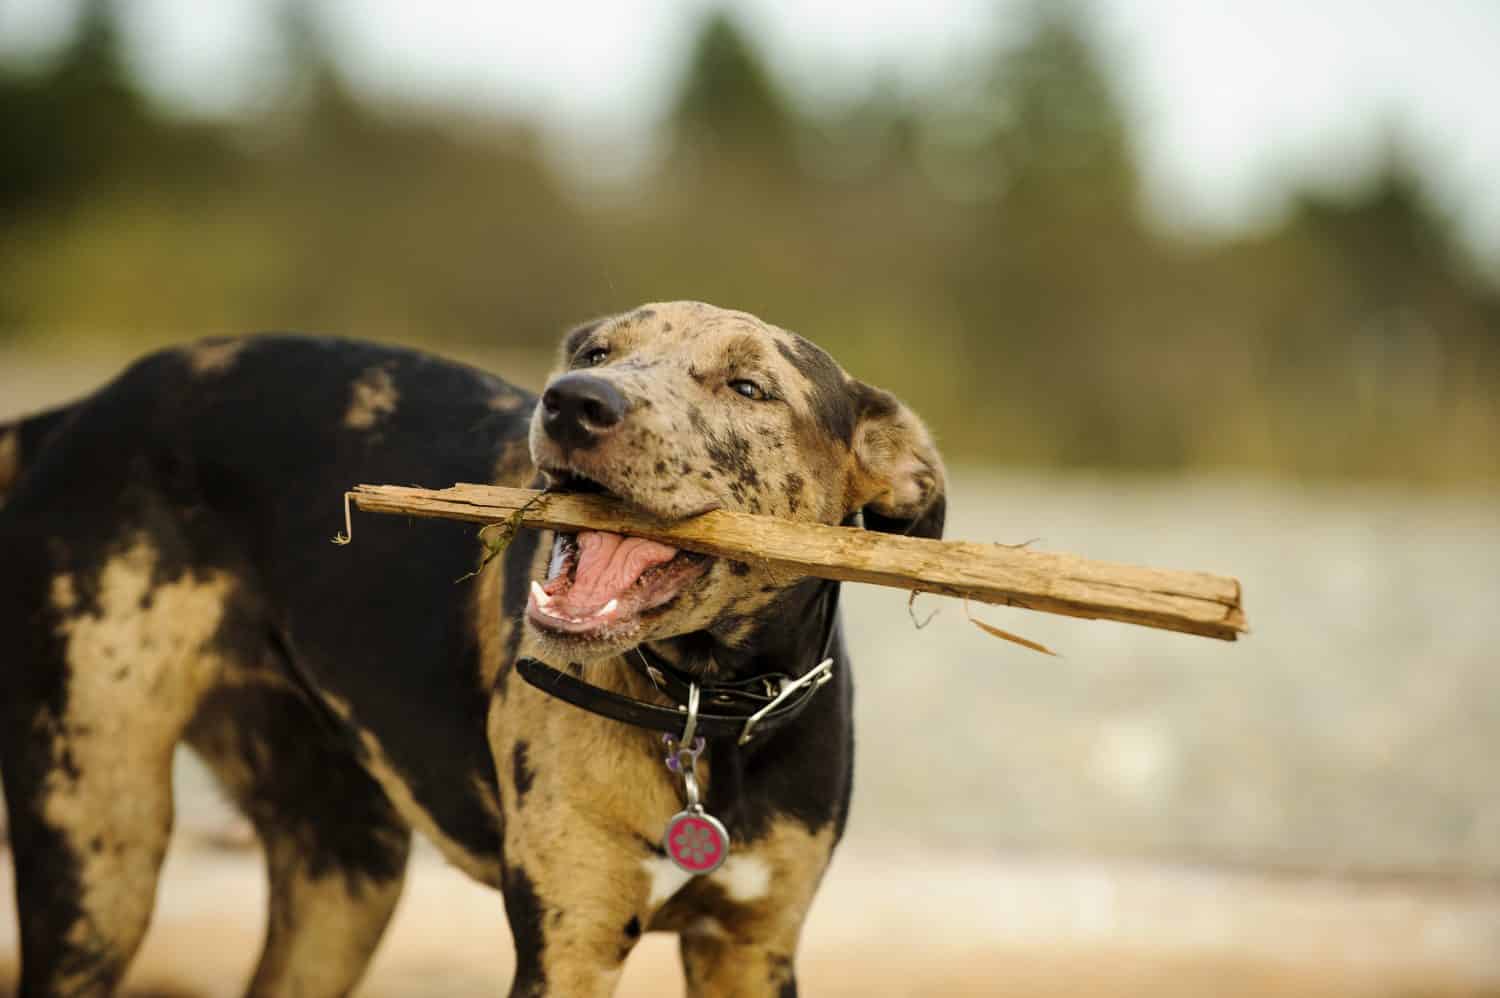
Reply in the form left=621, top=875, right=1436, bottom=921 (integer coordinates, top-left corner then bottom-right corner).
left=737, top=657, right=835, bottom=746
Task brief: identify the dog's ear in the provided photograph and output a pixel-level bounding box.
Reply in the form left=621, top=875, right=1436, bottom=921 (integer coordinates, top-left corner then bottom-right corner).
left=555, top=317, right=609, bottom=370
left=849, top=382, right=946, bottom=540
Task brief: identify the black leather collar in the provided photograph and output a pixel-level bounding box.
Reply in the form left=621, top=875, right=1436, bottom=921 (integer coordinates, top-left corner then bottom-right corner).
left=515, top=581, right=841, bottom=746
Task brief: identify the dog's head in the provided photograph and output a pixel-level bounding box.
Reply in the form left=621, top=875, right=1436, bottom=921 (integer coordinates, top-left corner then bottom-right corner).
left=525, top=301, right=944, bottom=663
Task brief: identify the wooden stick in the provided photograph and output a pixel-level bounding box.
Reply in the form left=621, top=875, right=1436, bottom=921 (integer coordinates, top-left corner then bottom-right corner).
left=344, top=483, right=1248, bottom=642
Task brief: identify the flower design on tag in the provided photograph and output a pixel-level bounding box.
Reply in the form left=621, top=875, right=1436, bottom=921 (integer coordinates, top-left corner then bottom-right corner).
left=674, top=823, right=717, bottom=863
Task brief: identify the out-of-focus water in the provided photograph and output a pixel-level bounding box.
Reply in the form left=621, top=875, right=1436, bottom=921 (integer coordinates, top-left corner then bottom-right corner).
left=843, top=470, right=1500, bottom=874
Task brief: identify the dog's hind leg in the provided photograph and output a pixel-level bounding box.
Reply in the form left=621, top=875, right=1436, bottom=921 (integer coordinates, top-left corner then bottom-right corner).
left=186, top=673, right=411, bottom=998
left=0, top=533, right=233, bottom=996
left=0, top=714, right=184, bottom=997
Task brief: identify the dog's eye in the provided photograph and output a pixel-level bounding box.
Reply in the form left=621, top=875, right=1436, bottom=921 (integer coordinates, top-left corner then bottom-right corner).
left=578, top=347, right=609, bottom=368
left=729, top=379, right=767, bottom=401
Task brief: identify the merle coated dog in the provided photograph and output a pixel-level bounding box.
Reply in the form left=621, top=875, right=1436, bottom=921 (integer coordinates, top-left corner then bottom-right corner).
left=0, top=301, right=945, bottom=997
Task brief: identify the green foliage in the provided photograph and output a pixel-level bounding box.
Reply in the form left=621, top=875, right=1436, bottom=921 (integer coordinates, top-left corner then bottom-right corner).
left=990, top=2, right=1137, bottom=200
left=0, top=0, right=150, bottom=216
left=0, top=2, right=1495, bottom=484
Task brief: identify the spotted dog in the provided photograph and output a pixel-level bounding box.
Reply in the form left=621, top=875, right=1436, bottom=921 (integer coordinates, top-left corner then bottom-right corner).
left=0, top=302, right=945, bottom=997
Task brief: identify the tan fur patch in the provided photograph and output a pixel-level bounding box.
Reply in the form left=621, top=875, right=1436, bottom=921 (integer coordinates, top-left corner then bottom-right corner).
left=184, top=338, right=247, bottom=376
left=488, top=391, right=527, bottom=413
left=345, top=366, right=400, bottom=430
left=490, top=434, right=534, bottom=502
left=0, top=426, right=18, bottom=495
left=474, top=552, right=513, bottom=694
left=41, top=536, right=232, bottom=980
left=850, top=394, right=944, bottom=520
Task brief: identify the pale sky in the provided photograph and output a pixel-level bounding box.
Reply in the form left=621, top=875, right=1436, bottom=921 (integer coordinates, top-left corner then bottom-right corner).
left=3, top=0, right=1499, bottom=269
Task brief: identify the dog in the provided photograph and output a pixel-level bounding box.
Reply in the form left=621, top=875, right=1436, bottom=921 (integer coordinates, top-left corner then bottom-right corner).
left=0, top=301, right=945, bottom=997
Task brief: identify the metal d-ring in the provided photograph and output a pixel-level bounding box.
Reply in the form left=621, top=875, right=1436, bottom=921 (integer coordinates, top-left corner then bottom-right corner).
left=738, top=657, right=835, bottom=746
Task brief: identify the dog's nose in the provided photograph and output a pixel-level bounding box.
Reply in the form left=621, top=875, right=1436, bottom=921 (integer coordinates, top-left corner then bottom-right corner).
left=541, top=373, right=627, bottom=449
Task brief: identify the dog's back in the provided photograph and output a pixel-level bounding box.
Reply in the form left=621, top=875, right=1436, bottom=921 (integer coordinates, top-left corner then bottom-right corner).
left=0, top=336, right=536, bottom=996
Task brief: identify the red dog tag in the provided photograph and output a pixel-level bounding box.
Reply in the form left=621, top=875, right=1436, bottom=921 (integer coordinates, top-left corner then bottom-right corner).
left=664, top=807, right=729, bottom=875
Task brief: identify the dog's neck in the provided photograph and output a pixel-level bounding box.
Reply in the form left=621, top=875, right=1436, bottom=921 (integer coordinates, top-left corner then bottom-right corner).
left=641, top=577, right=835, bottom=681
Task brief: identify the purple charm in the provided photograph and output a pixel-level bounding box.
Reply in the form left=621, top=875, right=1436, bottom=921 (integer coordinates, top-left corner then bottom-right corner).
left=662, top=734, right=705, bottom=773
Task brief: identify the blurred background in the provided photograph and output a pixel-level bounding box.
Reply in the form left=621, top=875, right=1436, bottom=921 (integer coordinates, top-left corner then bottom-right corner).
left=1, top=1, right=1498, bottom=995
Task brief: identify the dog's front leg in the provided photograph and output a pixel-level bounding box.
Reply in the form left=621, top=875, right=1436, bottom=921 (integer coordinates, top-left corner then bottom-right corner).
left=492, top=687, right=679, bottom=998
left=499, top=805, right=660, bottom=998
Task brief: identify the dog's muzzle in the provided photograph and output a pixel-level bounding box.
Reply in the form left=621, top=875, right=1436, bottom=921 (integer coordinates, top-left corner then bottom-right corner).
left=540, top=373, right=626, bottom=451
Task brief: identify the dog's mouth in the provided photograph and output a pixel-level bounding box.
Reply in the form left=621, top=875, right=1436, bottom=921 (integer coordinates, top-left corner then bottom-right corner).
left=526, top=470, right=711, bottom=639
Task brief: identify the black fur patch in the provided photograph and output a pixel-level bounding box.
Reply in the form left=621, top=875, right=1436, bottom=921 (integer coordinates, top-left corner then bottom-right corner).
left=560, top=319, right=605, bottom=365
left=783, top=472, right=804, bottom=513
left=696, top=580, right=851, bottom=840
left=771, top=952, right=797, bottom=996
left=776, top=337, right=857, bottom=443
left=703, top=428, right=754, bottom=484
left=503, top=865, right=548, bottom=995
left=864, top=493, right=946, bottom=541
left=854, top=380, right=901, bottom=423
left=512, top=740, right=535, bottom=805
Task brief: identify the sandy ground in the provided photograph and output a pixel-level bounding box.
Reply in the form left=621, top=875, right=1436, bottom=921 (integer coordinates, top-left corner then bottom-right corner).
left=5, top=834, right=1500, bottom=997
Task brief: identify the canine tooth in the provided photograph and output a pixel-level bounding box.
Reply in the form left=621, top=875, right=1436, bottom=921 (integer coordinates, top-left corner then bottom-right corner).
left=599, top=599, right=618, bottom=616
left=530, top=581, right=552, bottom=607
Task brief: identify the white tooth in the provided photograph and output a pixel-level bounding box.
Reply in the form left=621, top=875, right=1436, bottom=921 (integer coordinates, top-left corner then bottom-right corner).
left=530, top=581, right=552, bottom=607
left=599, top=599, right=619, bottom=616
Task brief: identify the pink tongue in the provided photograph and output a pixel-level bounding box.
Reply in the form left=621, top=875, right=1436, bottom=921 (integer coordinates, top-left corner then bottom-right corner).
left=569, top=531, right=679, bottom=608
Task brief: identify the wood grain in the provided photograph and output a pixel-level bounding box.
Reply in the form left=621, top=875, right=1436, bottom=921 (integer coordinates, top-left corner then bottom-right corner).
left=345, top=483, right=1248, bottom=641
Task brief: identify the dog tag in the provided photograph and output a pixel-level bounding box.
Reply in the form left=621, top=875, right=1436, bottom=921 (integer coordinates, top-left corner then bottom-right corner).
left=664, top=806, right=729, bottom=875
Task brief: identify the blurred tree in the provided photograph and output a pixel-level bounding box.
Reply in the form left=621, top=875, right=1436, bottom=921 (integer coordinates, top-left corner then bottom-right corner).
left=669, top=9, right=796, bottom=164
left=941, top=2, right=1169, bottom=465
left=0, top=0, right=153, bottom=217
left=1289, top=138, right=1476, bottom=323
left=264, top=0, right=371, bottom=143
left=993, top=0, right=1137, bottom=206
left=1239, top=137, right=1500, bottom=473
left=800, top=74, right=924, bottom=186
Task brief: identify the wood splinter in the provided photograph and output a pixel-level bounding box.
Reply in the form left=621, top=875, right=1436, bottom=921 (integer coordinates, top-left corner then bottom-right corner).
left=341, top=483, right=1248, bottom=642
